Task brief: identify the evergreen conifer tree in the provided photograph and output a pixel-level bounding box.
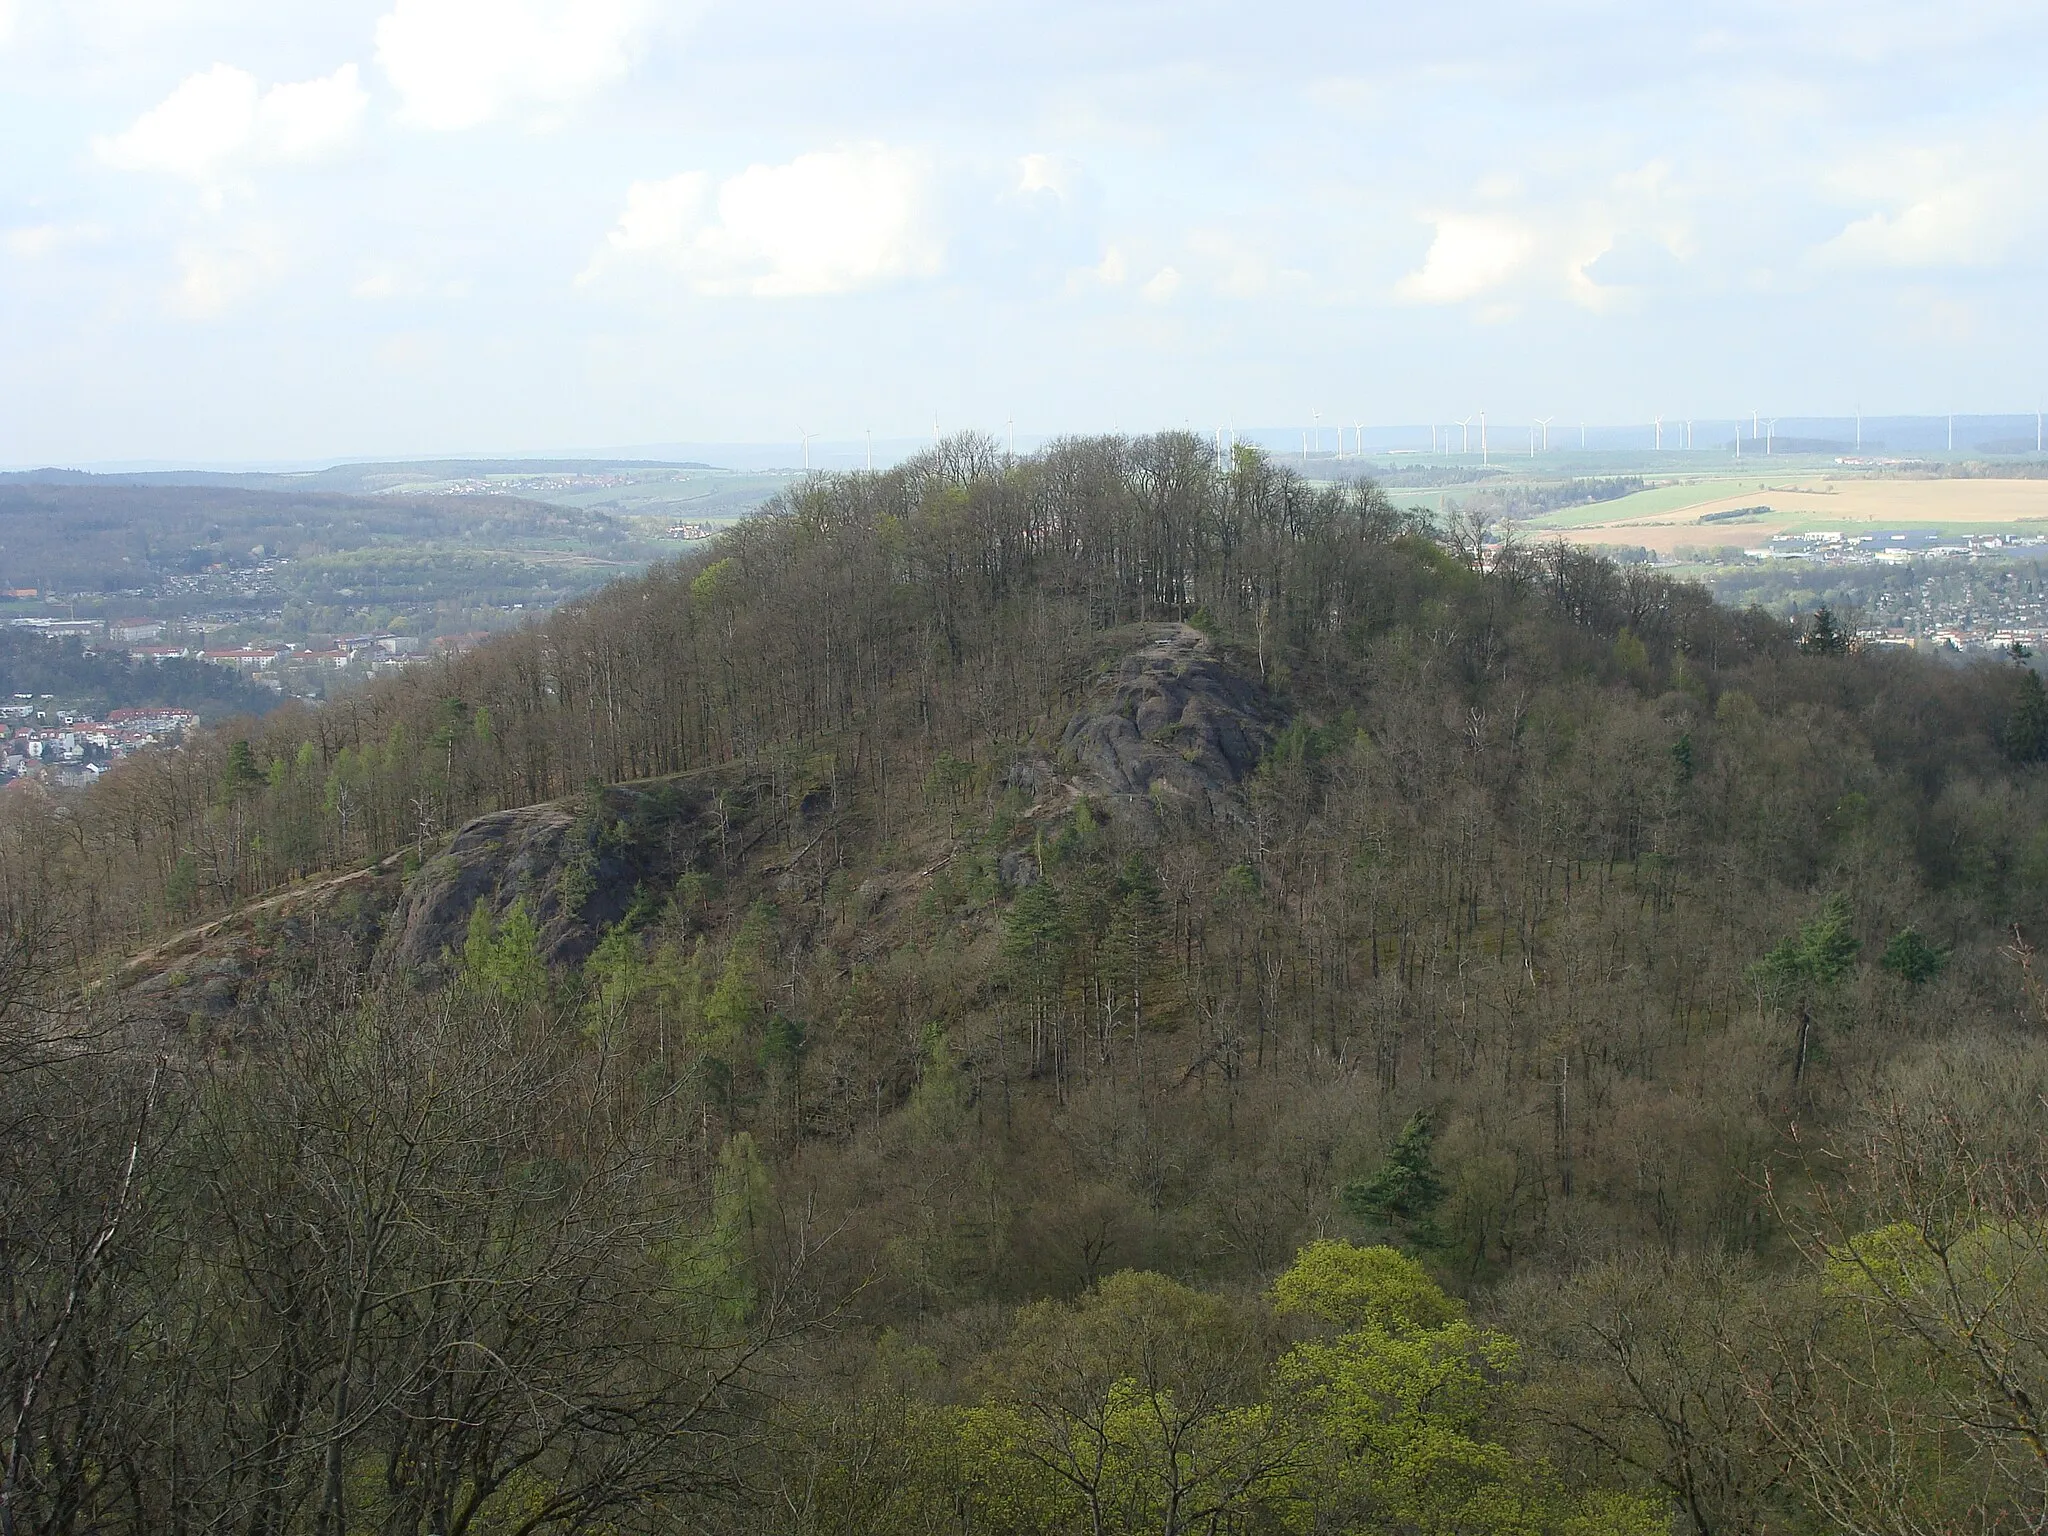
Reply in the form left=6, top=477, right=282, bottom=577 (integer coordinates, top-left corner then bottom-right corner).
left=2006, top=669, right=2048, bottom=763
left=1343, top=1113, right=1448, bottom=1248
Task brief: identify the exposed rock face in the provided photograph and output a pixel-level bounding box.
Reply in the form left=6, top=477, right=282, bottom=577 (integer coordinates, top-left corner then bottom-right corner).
left=379, top=777, right=739, bottom=976
left=1056, top=623, right=1285, bottom=833
left=103, top=860, right=404, bottom=1044
left=107, top=773, right=777, bottom=1028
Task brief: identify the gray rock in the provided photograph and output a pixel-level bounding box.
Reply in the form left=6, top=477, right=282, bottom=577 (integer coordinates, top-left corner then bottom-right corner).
left=1059, top=623, right=1285, bottom=835
left=379, top=777, right=741, bottom=977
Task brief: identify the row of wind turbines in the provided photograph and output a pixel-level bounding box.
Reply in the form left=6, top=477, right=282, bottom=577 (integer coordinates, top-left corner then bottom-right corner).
left=1307, top=411, right=1804, bottom=463
left=791, top=408, right=2047, bottom=474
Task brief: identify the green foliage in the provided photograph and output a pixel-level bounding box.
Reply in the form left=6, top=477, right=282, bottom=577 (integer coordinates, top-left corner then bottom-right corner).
left=460, top=898, right=548, bottom=1004
left=1271, top=1241, right=1666, bottom=1536
left=675, top=1131, right=770, bottom=1325
left=556, top=848, right=598, bottom=920
left=1880, top=927, right=1948, bottom=985
left=1001, top=878, right=1066, bottom=976
left=941, top=1248, right=1663, bottom=1536
left=760, top=1012, right=807, bottom=1071
left=163, top=851, right=198, bottom=915
left=1344, top=1113, right=1448, bottom=1246
left=1751, top=893, right=1860, bottom=1001
left=962, top=1270, right=1281, bottom=1536
left=1271, top=1239, right=1464, bottom=1332
left=703, top=902, right=775, bottom=1049
left=690, top=556, right=739, bottom=606
left=221, top=738, right=264, bottom=799
left=1611, top=627, right=1649, bottom=676
left=1669, top=732, right=1694, bottom=784
left=2006, top=668, right=2048, bottom=763
left=0, top=627, right=277, bottom=720
left=907, top=1021, right=964, bottom=1141
left=1264, top=711, right=1359, bottom=777
left=1801, top=606, right=1850, bottom=655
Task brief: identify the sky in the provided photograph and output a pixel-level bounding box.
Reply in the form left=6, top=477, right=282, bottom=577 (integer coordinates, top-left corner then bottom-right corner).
left=1, top=0, right=2044, bottom=465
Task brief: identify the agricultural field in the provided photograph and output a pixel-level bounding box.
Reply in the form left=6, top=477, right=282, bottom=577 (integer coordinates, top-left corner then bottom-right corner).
left=1517, top=468, right=2048, bottom=552
left=1351, top=453, right=2048, bottom=554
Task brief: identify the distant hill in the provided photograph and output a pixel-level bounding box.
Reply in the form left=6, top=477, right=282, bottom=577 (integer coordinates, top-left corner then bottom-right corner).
left=0, top=628, right=277, bottom=719
left=0, top=457, right=716, bottom=495
left=0, top=481, right=636, bottom=594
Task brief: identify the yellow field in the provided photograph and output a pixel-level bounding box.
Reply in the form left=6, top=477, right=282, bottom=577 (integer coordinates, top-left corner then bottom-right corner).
left=1534, top=476, right=2048, bottom=553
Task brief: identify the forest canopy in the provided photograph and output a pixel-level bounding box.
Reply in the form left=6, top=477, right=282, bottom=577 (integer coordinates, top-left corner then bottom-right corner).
left=6, top=434, right=2048, bottom=1535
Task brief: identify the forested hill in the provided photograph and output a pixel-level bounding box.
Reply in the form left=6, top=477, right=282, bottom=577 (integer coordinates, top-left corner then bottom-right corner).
left=0, top=627, right=278, bottom=718
left=10, top=434, right=2048, bottom=1535
left=0, top=479, right=632, bottom=593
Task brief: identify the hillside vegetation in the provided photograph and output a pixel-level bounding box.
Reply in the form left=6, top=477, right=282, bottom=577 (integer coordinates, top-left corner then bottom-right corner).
left=7, top=434, right=2048, bottom=1535
left=0, top=628, right=278, bottom=719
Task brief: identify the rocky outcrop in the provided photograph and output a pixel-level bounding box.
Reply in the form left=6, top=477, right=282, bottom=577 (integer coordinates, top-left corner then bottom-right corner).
left=1052, top=623, right=1285, bottom=834
left=103, top=771, right=787, bottom=1029
left=378, top=775, right=749, bottom=976
left=102, top=859, right=404, bottom=1044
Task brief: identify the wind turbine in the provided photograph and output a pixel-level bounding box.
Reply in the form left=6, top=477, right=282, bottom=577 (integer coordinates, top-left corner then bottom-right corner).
left=1457, top=415, right=1475, bottom=455
left=798, top=426, right=815, bottom=473
left=1947, top=414, right=1954, bottom=453
left=1855, top=405, right=1862, bottom=451
left=1480, top=411, right=1489, bottom=465
left=1007, top=417, right=1015, bottom=457
left=1534, top=416, right=1554, bottom=453
left=1762, top=417, right=1777, bottom=455
left=1655, top=415, right=1663, bottom=451
left=865, top=429, right=872, bottom=471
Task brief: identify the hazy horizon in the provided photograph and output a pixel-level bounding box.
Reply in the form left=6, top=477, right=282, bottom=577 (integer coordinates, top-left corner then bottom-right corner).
left=4, top=1, right=2044, bottom=464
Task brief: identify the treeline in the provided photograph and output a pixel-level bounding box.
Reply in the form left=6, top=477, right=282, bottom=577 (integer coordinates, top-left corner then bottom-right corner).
left=10, top=434, right=2048, bottom=1531
left=0, top=629, right=277, bottom=719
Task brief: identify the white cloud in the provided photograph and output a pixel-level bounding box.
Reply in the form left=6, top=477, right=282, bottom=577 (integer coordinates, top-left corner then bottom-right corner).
left=593, top=146, right=944, bottom=297
left=99, top=64, right=260, bottom=180
left=5, top=223, right=105, bottom=259
left=1139, top=265, right=1182, bottom=302
left=98, top=63, right=365, bottom=184
left=1017, top=153, right=1071, bottom=198
left=1397, top=214, right=1533, bottom=303
left=175, top=226, right=285, bottom=315
left=352, top=261, right=469, bottom=300
left=259, top=65, right=369, bottom=162
left=1815, top=139, right=2035, bottom=270
left=353, top=262, right=423, bottom=300
left=1820, top=178, right=2017, bottom=269
left=375, top=0, right=652, bottom=131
